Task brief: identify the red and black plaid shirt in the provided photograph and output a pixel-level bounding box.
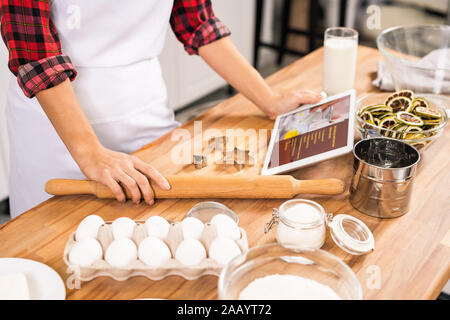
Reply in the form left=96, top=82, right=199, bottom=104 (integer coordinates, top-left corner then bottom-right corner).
left=0, top=0, right=230, bottom=98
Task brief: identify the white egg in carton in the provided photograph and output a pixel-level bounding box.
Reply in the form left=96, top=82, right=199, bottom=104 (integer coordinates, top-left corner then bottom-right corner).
left=63, top=214, right=248, bottom=282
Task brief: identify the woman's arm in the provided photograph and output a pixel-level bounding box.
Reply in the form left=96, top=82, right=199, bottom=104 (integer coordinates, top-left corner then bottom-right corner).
left=199, top=37, right=322, bottom=119
left=1, top=0, right=76, bottom=97
left=169, top=0, right=321, bottom=119
left=1, top=1, right=169, bottom=205
left=36, top=80, right=170, bottom=205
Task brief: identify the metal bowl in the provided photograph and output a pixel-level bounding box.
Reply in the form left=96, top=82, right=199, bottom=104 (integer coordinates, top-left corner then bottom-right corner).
left=377, top=25, right=450, bottom=94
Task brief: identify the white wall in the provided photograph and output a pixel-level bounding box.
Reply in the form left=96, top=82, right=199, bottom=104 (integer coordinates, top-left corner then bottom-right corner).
left=0, top=44, right=9, bottom=201
left=160, top=0, right=255, bottom=110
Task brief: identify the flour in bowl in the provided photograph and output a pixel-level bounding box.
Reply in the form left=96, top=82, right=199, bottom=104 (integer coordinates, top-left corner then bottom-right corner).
left=239, top=274, right=341, bottom=300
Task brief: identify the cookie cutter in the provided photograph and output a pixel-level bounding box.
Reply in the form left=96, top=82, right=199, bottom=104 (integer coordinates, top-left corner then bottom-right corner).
left=193, top=154, right=207, bottom=169
left=193, top=136, right=254, bottom=170
left=224, top=147, right=255, bottom=169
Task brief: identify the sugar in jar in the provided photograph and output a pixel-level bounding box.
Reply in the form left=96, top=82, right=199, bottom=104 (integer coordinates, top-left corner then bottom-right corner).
left=265, top=199, right=327, bottom=250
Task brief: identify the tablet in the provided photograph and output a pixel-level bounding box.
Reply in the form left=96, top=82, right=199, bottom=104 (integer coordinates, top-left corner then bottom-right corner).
left=261, top=90, right=356, bottom=175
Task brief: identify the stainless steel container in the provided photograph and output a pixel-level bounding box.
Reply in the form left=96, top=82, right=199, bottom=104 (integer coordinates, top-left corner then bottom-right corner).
left=350, top=137, right=420, bottom=218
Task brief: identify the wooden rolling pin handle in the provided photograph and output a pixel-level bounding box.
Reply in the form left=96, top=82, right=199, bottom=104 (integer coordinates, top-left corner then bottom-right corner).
left=45, top=179, right=96, bottom=197
left=293, top=178, right=345, bottom=196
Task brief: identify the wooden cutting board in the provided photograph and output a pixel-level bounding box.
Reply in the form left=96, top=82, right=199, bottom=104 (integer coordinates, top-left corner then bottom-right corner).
left=0, top=46, right=449, bottom=300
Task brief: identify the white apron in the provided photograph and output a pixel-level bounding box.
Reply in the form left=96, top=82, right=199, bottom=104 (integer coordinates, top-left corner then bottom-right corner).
left=6, top=0, right=179, bottom=218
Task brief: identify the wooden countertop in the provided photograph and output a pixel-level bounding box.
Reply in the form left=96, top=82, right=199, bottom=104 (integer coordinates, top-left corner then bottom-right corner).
left=0, top=46, right=449, bottom=300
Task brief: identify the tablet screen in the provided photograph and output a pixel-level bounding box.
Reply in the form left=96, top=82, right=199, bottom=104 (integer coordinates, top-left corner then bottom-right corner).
left=262, top=90, right=355, bottom=175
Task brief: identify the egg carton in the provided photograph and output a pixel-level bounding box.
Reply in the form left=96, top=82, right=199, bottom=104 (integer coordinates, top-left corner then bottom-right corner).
left=63, top=220, right=248, bottom=282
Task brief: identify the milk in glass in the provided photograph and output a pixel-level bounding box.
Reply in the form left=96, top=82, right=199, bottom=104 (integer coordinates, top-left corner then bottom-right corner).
left=323, top=28, right=358, bottom=96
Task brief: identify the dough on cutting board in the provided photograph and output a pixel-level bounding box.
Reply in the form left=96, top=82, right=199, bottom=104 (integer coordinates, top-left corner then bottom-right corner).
left=0, top=273, right=30, bottom=300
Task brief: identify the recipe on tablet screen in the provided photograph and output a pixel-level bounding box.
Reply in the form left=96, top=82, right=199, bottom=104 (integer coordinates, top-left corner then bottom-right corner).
left=262, top=90, right=355, bottom=175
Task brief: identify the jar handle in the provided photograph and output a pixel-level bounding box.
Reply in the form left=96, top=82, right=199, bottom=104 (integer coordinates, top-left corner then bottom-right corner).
left=264, top=208, right=279, bottom=233
left=325, top=213, right=334, bottom=226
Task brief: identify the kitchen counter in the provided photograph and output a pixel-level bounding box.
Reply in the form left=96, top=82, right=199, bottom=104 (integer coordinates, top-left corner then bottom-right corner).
left=0, top=46, right=449, bottom=300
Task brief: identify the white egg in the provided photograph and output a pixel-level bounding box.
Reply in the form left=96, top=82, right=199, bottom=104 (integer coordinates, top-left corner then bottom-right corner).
left=210, top=214, right=241, bottom=240
left=75, top=215, right=104, bottom=241
left=181, top=217, right=204, bottom=240
left=209, top=237, right=241, bottom=265
left=145, top=216, right=170, bottom=240
left=69, top=238, right=103, bottom=267
left=138, top=237, right=172, bottom=267
left=105, top=238, right=137, bottom=267
left=175, top=239, right=206, bottom=266
left=111, top=217, right=136, bottom=239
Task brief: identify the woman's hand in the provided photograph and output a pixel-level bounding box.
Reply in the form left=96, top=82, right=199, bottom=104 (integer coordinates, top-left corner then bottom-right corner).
left=36, top=80, right=170, bottom=206
left=263, top=89, right=323, bottom=120
left=76, top=146, right=171, bottom=205
left=199, top=38, right=323, bottom=120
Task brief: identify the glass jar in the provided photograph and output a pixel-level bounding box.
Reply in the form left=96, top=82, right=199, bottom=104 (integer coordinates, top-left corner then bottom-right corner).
left=265, top=199, right=326, bottom=250
left=265, top=199, right=375, bottom=255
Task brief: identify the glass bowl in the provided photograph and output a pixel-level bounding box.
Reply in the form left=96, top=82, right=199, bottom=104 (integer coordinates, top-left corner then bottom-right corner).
left=184, top=201, right=238, bottom=224
left=356, top=92, right=448, bottom=151
left=377, top=25, right=450, bottom=94
left=218, top=243, right=362, bottom=300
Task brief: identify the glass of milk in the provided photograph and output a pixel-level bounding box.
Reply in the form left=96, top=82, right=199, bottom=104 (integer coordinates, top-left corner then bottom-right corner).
left=323, top=27, right=358, bottom=96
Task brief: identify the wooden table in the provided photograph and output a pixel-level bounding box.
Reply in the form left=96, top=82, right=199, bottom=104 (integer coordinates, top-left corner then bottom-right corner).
left=0, top=46, right=449, bottom=300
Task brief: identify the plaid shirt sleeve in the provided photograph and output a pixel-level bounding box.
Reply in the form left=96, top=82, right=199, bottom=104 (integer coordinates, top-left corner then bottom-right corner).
left=0, top=0, right=77, bottom=98
left=170, top=0, right=231, bottom=55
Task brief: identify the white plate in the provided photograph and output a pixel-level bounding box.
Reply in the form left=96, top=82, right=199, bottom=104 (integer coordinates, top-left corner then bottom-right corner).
left=0, top=258, right=66, bottom=300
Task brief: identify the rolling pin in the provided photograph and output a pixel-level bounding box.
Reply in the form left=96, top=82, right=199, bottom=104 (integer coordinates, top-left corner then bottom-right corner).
left=45, top=175, right=345, bottom=199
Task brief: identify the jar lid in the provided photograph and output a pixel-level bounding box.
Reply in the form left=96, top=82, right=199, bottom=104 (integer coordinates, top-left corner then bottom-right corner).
left=328, top=214, right=375, bottom=255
